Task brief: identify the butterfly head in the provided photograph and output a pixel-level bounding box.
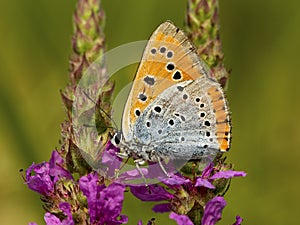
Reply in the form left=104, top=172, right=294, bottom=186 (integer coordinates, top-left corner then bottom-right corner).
left=111, top=131, right=123, bottom=147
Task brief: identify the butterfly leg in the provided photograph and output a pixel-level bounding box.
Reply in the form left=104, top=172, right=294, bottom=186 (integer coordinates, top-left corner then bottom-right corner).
left=150, top=151, right=170, bottom=178
left=116, top=151, right=130, bottom=158
left=134, top=158, right=149, bottom=187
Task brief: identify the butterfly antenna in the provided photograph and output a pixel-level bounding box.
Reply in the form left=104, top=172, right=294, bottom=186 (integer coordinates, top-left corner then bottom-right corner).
left=82, top=90, right=119, bottom=131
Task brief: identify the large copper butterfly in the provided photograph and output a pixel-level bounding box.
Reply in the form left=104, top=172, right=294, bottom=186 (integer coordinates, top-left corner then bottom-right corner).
left=112, top=21, right=231, bottom=170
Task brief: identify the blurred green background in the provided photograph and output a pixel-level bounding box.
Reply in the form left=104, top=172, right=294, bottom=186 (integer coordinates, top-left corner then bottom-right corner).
left=1, top=0, right=300, bottom=224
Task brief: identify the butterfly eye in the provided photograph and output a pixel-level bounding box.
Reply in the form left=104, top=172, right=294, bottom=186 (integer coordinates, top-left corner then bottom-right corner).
left=112, top=132, right=122, bottom=146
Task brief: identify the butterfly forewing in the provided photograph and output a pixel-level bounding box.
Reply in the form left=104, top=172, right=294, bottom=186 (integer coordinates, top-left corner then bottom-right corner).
left=122, top=21, right=211, bottom=140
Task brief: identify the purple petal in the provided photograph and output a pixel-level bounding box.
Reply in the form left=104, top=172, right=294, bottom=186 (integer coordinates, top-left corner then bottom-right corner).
left=130, top=185, right=173, bottom=201
left=101, top=141, right=122, bottom=177
left=26, top=162, right=53, bottom=195
left=28, top=223, right=38, bottom=225
left=195, top=177, right=215, bottom=189
left=49, top=151, right=64, bottom=167
left=49, top=151, right=73, bottom=182
left=79, top=172, right=105, bottom=223
left=152, top=203, right=171, bottom=213
left=201, top=196, right=226, bottom=225
left=160, top=174, right=190, bottom=186
left=26, top=151, right=73, bottom=196
left=137, top=220, right=143, bottom=225
left=100, top=183, right=128, bottom=224
left=210, top=170, right=247, bottom=180
left=232, top=215, right=243, bottom=225
left=169, top=212, right=193, bottom=225
left=118, top=168, right=149, bottom=183
left=79, top=173, right=128, bottom=224
left=202, top=162, right=214, bottom=178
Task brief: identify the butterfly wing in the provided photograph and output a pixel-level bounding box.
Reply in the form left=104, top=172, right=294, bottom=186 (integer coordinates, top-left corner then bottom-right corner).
left=122, top=21, right=211, bottom=140
left=133, top=76, right=231, bottom=160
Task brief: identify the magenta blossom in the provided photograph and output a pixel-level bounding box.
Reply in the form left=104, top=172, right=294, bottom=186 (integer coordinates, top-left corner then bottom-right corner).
left=26, top=151, right=72, bottom=195
left=79, top=172, right=128, bottom=224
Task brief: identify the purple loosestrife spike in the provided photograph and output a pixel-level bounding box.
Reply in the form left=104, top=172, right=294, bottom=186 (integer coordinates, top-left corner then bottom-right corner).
left=62, top=0, right=114, bottom=173
left=186, top=0, right=230, bottom=87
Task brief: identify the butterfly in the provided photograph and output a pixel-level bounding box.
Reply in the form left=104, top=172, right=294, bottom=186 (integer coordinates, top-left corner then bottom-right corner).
left=112, top=21, right=231, bottom=172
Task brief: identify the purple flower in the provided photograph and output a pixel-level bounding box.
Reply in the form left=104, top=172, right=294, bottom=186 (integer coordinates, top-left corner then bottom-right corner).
left=44, top=202, right=74, bottom=225
left=169, top=212, right=193, bottom=225
left=79, top=172, right=128, bottom=224
left=201, top=196, right=226, bottom=225
left=26, top=151, right=72, bottom=195
left=232, top=215, right=243, bottom=225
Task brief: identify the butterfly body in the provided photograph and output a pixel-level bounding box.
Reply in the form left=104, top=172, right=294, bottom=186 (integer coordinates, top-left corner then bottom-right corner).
left=112, top=21, right=231, bottom=165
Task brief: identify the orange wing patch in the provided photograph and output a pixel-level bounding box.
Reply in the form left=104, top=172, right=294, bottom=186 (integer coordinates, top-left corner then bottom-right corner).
left=129, top=60, right=197, bottom=125
left=207, top=86, right=231, bottom=151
